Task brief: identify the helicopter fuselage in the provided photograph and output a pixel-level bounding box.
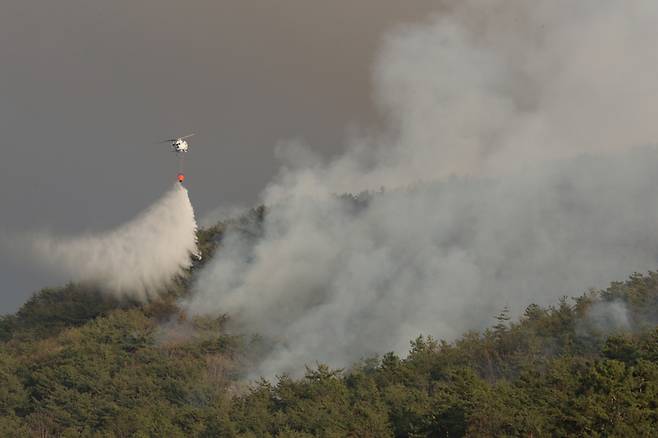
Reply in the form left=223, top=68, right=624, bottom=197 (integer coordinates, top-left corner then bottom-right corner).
left=172, top=139, right=189, bottom=153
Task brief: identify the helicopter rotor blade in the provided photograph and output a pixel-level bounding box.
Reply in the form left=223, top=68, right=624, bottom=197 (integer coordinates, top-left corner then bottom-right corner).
left=179, top=133, right=196, bottom=140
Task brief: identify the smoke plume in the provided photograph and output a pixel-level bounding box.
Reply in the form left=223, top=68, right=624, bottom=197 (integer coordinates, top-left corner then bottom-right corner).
left=585, top=300, right=632, bottom=334
left=31, top=183, right=199, bottom=300
left=186, top=0, right=658, bottom=377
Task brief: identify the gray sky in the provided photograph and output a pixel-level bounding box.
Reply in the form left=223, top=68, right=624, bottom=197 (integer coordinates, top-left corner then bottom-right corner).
left=0, top=1, right=439, bottom=312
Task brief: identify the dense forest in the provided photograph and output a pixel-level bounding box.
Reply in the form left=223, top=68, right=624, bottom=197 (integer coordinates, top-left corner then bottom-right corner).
left=1, top=210, right=658, bottom=437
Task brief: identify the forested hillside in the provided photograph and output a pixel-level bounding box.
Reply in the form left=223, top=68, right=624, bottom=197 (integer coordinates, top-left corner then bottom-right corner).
left=1, top=214, right=658, bottom=437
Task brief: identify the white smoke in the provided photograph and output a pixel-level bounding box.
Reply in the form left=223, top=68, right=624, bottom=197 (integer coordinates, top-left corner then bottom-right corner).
left=586, top=300, right=632, bottom=333
left=31, top=183, right=199, bottom=300
left=186, top=0, right=658, bottom=377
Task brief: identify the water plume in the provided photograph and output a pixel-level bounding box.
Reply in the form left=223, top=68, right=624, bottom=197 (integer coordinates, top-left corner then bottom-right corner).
left=31, top=183, right=199, bottom=300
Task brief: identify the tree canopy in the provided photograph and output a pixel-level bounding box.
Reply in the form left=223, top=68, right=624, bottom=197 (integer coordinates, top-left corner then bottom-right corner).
left=2, top=219, right=658, bottom=436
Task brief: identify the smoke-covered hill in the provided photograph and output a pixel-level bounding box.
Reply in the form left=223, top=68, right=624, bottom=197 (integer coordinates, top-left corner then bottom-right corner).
left=1, top=199, right=658, bottom=436
left=5, top=1, right=658, bottom=435
left=185, top=148, right=658, bottom=379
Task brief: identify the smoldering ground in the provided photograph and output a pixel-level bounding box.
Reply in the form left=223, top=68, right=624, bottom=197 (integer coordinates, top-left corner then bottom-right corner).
left=185, top=0, right=658, bottom=378
left=27, top=183, right=199, bottom=301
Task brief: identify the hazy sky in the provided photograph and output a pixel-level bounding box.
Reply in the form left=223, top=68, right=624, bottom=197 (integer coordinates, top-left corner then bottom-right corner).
left=0, top=1, right=440, bottom=311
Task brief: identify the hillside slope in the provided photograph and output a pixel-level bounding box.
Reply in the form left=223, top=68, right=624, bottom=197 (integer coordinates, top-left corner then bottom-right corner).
left=1, top=217, right=658, bottom=436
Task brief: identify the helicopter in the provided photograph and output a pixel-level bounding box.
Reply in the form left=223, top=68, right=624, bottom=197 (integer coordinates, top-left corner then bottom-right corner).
left=158, top=133, right=195, bottom=183
left=160, top=133, right=195, bottom=153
